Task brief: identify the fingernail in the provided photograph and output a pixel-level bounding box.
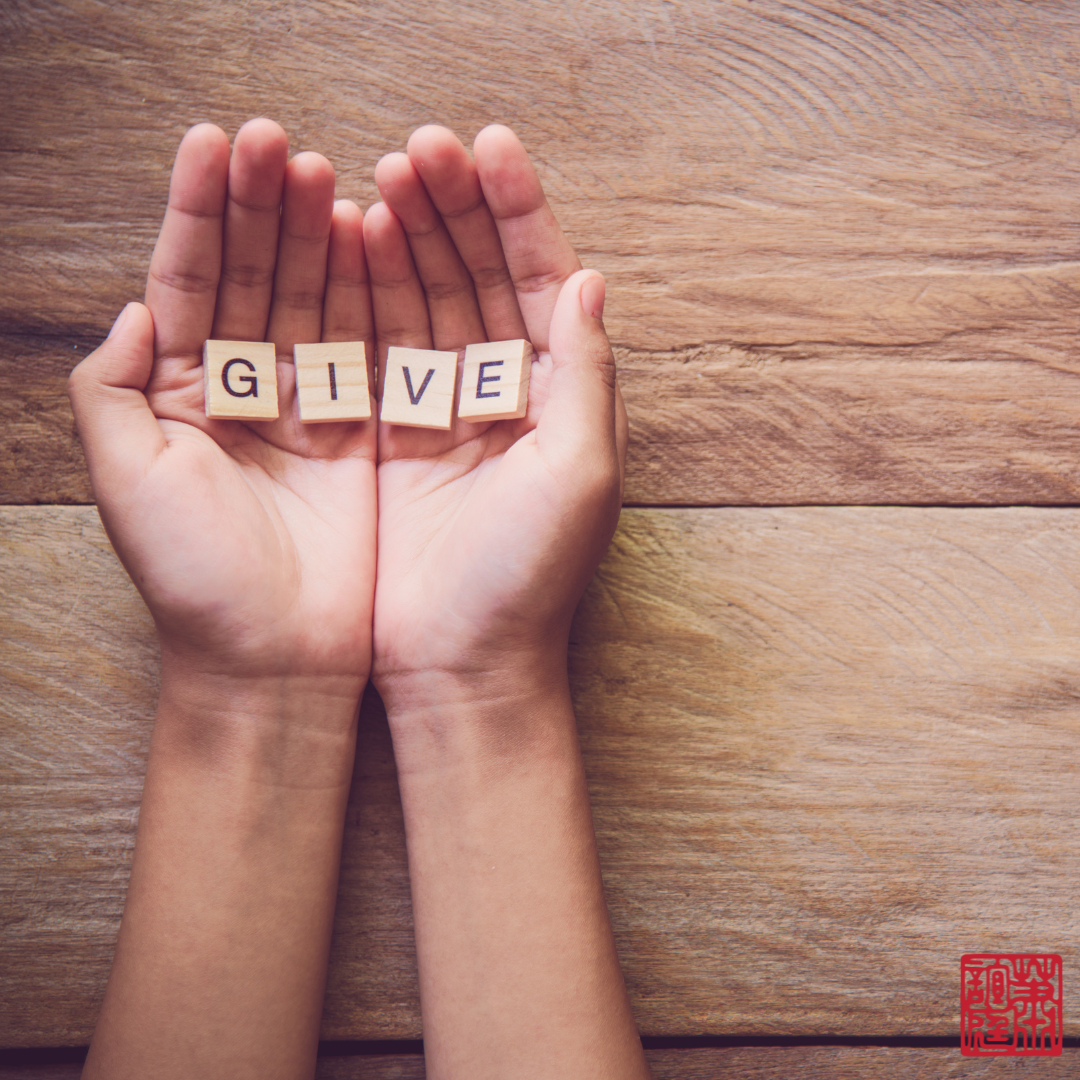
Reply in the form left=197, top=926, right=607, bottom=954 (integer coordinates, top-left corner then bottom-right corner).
left=107, top=304, right=132, bottom=338
left=581, top=274, right=606, bottom=319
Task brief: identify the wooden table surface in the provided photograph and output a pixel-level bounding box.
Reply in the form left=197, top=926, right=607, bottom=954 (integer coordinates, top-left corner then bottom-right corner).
left=3, top=1, right=1080, bottom=1075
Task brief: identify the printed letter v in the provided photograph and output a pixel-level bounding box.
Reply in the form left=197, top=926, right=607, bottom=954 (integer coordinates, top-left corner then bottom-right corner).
left=403, top=367, right=435, bottom=405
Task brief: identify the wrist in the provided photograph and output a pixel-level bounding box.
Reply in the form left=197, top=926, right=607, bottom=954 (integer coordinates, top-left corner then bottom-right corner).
left=377, top=654, right=580, bottom=775
left=154, top=657, right=365, bottom=790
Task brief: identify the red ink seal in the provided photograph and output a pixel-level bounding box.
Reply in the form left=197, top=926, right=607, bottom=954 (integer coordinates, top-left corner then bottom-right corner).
left=961, top=954, right=1062, bottom=1056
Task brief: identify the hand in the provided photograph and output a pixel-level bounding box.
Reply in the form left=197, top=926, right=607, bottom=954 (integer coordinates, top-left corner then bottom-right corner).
left=69, top=119, right=377, bottom=710
left=365, top=124, right=628, bottom=714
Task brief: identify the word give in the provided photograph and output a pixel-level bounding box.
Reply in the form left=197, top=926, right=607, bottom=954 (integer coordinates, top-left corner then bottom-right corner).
left=202, top=339, right=532, bottom=429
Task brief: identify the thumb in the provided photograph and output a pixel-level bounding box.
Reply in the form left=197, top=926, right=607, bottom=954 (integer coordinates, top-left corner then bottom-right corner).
left=539, top=269, right=618, bottom=462
left=68, top=302, right=166, bottom=501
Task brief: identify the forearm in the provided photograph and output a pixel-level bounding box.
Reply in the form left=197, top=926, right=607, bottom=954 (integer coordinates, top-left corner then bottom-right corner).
left=83, top=669, right=363, bottom=1080
left=386, top=670, right=650, bottom=1080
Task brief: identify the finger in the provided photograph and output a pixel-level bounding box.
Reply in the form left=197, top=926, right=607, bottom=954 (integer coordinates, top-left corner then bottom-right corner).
left=362, top=201, right=433, bottom=357
left=406, top=125, right=527, bottom=343
left=323, top=200, right=374, bottom=345
left=265, top=151, right=335, bottom=352
left=473, top=125, right=581, bottom=353
left=211, top=118, right=290, bottom=343
left=539, top=270, right=617, bottom=462
left=144, top=124, right=230, bottom=362
left=374, top=151, right=485, bottom=351
left=324, top=200, right=377, bottom=404
left=68, top=303, right=166, bottom=499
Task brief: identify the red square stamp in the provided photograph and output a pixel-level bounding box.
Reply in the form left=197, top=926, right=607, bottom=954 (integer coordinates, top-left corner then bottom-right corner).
left=960, top=954, right=1063, bottom=1056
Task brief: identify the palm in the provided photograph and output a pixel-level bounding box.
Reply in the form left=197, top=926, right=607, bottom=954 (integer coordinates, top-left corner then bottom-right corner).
left=131, top=418, right=374, bottom=675
left=375, top=408, right=535, bottom=673
left=365, top=126, right=625, bottom=685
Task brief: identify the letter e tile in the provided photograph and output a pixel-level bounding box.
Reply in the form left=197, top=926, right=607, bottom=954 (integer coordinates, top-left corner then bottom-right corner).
left=457, top=339, right=532, bottom=422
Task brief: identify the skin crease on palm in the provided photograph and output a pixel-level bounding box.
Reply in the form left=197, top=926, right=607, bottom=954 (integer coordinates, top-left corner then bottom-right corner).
left=70, top=116, right=629, bottom=722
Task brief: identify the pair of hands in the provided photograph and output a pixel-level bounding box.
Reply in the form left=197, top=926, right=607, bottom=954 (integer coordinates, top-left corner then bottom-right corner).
left=69, top=119, right=627, bottom=739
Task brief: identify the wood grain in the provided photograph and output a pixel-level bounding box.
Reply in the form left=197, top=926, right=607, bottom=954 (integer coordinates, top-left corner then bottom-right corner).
left=637, top=1049, right=1080, bottom=1080
left=317, top=1047, right=1080, bottom=1079
left=620, top=344, right=1080, bottom=505
left=295, top=342, right=372, bottom=424
left=4, top=506, right=1079, bottom=1044
left=5, top=1049, right=1080, bottom=1080
left=4, top=0, right=1080, bottom=505
left=8, top=338, right=1080, bottom=506
left=313, top=1048, right=1080, bottom=1080
left=4, top=0, right=1080, bottom=1060
left=0, top=336, right=89, bottom=505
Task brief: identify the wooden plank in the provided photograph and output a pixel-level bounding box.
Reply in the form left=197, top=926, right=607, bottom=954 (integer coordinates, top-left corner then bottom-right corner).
left=0, top=1071, right=83, bottom=1080
left=315, top=1046, right=1080, bottom=1079
left=4, top=1, right=1080, bottom=505
left=3, top=506, right=1080, bottom=1044
left=619, top=345, right=1080, bottom=505
left=315, top=1056, right=425, bottom=1080
left=0, top=336, right=90, bottom=505
left=3, top=0, right=1078, bottom=349
left=0, top=1070, right=81, bottom=1080
left=640, top=1048, right=1080, bottom=1079
left=577, top=506, right=1080, bottom=1037
left=315, top=1048, right=1080, bottom=1079
left=301, top=1047, right=1080, bottom=1079
left=8, top=337, right=1080, bottom=506
left=4, top=1049, right=1080, bottom=1080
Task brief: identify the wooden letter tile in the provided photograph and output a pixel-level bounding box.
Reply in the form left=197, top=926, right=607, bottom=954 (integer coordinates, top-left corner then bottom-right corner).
left=294, top=341, right=371, bottom=423
left=203, top=340, right=279, bottom=420
left=380, top=346, right=458, bottom=429
left=457, top=339, right=532, bottom=422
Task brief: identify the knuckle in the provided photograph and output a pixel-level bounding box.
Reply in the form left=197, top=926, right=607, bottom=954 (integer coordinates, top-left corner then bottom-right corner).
left=422, top=278, right=474, bottom=304
left=512, top=267, right=566, bottom=296
left=440, top=193, right=485, bottom=221
left=230, top=193, right=281, bottom=215
left=471, top=263, right=513, bottom=292
left=592, top=347, right=618, bottom=391
left=149, top=265, right=218, bottom=296
left=325, top=268, right=368, bottom=290
left=220, top=263, right=275, bottom=290
left=402, top=218, right=441, bottom=240
left=273, top=287, right=325, bottom=312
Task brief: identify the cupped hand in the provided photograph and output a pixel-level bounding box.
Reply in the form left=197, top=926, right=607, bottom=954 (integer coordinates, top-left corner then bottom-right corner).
left=366, top=125, right=628, bottom=701
left=69, top=120, right=377, bottom=688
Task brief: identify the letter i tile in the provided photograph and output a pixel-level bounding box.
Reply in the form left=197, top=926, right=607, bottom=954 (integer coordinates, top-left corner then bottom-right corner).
left=203, top=340, right=279, bottom=420
left=380, top=346, right=458, bottom=429
left=294, top=341, right=371, bottom=422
